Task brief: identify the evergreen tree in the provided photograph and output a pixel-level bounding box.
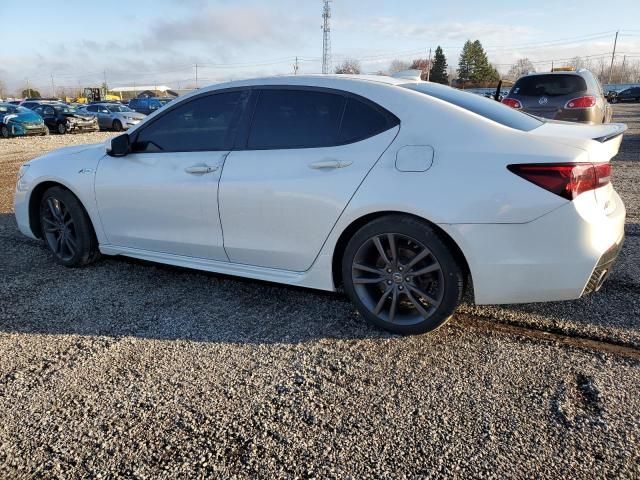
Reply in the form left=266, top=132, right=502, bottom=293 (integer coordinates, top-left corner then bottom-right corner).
left=429, top=46, right=448, bottom=84
left=457, top=40, right=474, bottom=84
left=458, top=39, right=499, bottom=86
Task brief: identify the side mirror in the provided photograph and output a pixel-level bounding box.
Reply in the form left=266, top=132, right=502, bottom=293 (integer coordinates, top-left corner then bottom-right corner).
left=106, top=133, right=130, bottom=157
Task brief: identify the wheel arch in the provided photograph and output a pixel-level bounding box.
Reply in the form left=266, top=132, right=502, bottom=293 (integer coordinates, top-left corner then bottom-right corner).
left=331, top=211, right=472, bottom=292
left=28, top=181, right=94, bottom=239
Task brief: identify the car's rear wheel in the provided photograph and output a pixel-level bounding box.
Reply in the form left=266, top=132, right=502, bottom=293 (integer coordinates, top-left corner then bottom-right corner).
left=57, top=122, right=67, bottom=135
left=342, top=215, right=464, bottom=334
left=112, top=119, right=123, bottom=132
left=39, top=186, right=99, bottom=267
left=1, top=125, right=10, bottom=138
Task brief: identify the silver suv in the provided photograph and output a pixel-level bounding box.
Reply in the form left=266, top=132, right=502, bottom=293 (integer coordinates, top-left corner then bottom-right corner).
left=80, top=103, right=146, bottom=131
left=502, top=69, right=612, bottom=124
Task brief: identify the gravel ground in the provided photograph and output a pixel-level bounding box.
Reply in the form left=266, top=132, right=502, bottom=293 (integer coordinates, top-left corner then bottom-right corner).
left=0, top=108, right=639, bottom=478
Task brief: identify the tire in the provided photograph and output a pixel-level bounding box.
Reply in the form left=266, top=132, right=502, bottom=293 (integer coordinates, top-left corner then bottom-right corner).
left=341, top=215, right=464, bottom=335
left=39, top=186, right=100, bottom=267
left=112, top=119, right=123, bottom=132
left=0, top=125, right=10, bottom=138
left=57, top=122, right=67, bottom=135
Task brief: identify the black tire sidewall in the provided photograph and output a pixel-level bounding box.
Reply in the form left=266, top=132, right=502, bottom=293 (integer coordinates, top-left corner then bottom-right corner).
left=1, top=125, right=9, bottom=138
left=39, top=187, right=98, bottom=267
left=112, top=120, right=123, bottom=131
left=57, top=122, right=67, bottom=134
left=341, top=215, right=464, bottom=335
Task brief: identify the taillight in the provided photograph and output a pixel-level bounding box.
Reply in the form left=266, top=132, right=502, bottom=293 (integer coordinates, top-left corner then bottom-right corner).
left=564, top=96, right=596, bottom=109
left=507, top=163, right=611, bottom=200
left=502, top=98, right=522, bottom=109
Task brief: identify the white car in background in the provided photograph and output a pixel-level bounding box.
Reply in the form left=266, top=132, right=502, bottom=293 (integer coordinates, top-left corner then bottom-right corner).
left=14, top=75, right=626, bottom=334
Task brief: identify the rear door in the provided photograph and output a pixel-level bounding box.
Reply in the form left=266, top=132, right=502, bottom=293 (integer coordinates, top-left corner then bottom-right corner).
left=219, top=87, right=399, bottom=271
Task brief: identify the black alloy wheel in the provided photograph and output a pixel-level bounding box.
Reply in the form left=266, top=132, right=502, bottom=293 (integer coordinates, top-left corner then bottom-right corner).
left=342, top=216, right=464, bottom=334
left=39, top=186, right=99, bottom=267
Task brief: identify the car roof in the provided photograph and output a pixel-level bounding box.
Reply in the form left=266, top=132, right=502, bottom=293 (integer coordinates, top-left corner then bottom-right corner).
left=195, top=74, right=408, bottom=95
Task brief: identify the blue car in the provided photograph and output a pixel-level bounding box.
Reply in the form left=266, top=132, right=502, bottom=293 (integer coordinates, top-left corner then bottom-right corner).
left=0, top=103, right=48, bottom=138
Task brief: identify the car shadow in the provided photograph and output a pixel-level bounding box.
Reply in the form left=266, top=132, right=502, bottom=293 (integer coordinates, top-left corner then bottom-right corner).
left=1, top=213, right=638, bottom=345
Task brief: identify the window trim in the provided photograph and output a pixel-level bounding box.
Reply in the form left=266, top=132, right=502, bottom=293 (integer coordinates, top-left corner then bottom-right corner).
left=235, top=85, right=400, bottom=151
left=129, top=87, right=252, bottom=153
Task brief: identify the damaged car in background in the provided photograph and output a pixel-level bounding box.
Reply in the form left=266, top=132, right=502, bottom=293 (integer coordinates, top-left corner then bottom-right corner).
left=0, top=103, right=48, bottom=138
left=32, top=103, right=99, bottom=134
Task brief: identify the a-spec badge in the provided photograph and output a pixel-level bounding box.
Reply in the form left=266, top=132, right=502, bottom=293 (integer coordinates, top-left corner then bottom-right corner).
left=538, top=96, right=549, bottom=105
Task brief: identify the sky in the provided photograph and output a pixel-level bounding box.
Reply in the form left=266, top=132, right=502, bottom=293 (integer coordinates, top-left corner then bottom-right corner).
left=1, top=0, right=640, bottom=96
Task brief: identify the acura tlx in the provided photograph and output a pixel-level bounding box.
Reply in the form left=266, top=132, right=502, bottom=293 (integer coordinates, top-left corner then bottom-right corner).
left=14, top=74, right=626, bottom=334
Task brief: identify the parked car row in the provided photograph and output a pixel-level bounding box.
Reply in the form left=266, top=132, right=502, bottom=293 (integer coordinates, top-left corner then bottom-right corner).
left=0, top=96, right=175, bottom=138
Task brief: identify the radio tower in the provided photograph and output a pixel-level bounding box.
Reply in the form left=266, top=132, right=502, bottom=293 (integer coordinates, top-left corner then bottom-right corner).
left=322, top=0, right=332, bottom=74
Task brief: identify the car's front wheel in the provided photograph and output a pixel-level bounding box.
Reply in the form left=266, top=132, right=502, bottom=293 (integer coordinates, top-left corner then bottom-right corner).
left=57, top=122, right=67, bottom=135
left=39, top=186, right=100, bottom=267
left=1, top=125, right=10, bottom=138
left=342, top=215, right=464, bottom=334
left=112, top=119, right=123, bottom=132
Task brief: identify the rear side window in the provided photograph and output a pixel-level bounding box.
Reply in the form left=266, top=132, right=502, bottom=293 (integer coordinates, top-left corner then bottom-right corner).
left=511, top=74, right=587, bottom=97
left=133, top=90, right=249, bottom=152
left=404, top=83, right=543, bottom=132
left=248, top=90, right=345, bottom=149
left=339, top=98, right=393, bottom=144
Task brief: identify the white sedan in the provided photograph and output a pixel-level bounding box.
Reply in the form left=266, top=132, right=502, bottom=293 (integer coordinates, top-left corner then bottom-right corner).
left=14, top=75, right=626, bottom=334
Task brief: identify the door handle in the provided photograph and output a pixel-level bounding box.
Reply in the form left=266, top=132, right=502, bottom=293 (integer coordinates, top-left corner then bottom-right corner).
left=309, top=160, right=353, bottom=169
left=185, top=165, right=218, bottom=175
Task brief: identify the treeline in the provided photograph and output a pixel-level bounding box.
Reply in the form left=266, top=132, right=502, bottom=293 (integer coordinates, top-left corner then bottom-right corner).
left=335, top=40, right=501, bottom=88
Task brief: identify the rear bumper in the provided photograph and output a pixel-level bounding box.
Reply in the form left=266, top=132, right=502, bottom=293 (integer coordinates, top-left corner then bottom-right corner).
left=441, top=190, right=626, bottom=304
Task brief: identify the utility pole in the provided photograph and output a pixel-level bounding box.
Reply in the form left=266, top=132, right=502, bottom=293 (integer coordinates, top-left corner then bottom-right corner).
left=608, top=31, right=619, bottom=85
left=426, top=48, right=432, bottom=82
left=293, top=56, right=299, bottom=75
left=321, top=0, right=332, bottom=74
left=194, top=64, right=199, bottom=89
left=50, top=74, right=55, bottom=98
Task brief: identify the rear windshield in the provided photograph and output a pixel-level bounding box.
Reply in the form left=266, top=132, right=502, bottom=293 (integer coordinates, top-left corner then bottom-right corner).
left=511, top=74, right=587, bottom=97
left=403, top=82, right=543, bottom=132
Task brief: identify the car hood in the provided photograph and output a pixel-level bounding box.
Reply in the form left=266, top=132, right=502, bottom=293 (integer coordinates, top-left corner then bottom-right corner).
left=2, top=110, right=43, bottom=124
left=29, top=143, right=104, bottom=166
left=121, top=112, right=145, bottom=120
left=64, top=112, right=95, bottom=121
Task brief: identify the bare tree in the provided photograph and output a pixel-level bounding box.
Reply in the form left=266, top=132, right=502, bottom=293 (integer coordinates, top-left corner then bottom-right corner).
left=0, top=79, right=6, bottom=99
left=410, top=58, right=431, bottom=80
left=334, top=58, right=361, bottom=75
left=507, top=58, right=535, bottom=80
left=388, top=59, right=411, bottom=74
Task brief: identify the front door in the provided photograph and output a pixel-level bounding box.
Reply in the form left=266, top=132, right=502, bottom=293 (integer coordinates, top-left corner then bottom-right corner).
left=95, top=89, right=250, bottom=260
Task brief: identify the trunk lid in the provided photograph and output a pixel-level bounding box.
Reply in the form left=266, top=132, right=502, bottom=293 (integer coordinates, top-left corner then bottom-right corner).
left=531, top=121, right=626, bottom=214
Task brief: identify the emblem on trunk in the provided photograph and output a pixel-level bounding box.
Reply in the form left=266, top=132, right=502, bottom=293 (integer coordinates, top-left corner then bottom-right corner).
left=538, top=96, right=549, bottom=105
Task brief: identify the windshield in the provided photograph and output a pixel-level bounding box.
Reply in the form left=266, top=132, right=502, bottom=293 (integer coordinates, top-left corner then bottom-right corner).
left=403, top=82, right=543, bottom=132
left=107, top=105, right=133, bottom=112
left=158, top=98, right=172, bottom=105
left=0, top=105, right=30, bottom=114
left=54, top=104, right=76, bottom=113
left=511, top=74, right=587, bottom=97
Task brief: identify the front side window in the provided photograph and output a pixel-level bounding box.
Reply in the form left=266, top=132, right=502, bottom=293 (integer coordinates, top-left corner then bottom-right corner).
left=248, top=89, right=345, bottom=149
left=133, top=90, right=249, bottom=153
